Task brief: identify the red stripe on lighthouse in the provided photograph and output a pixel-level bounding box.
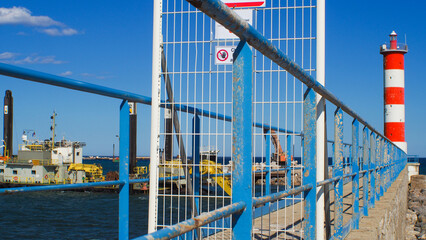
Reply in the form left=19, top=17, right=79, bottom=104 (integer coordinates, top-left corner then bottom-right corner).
left=384, top=53, right=404, bottom=70
left=385, top=87, right=405, bottom=104
left=384, top=122, right=405, bottom=142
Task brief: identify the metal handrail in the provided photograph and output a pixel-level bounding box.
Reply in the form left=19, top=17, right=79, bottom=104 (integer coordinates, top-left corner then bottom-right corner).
left=136, top=201, right=246, bottom=240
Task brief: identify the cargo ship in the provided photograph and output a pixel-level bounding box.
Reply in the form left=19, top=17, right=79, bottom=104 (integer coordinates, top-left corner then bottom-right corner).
left=0, top=111, right=104, bottom=187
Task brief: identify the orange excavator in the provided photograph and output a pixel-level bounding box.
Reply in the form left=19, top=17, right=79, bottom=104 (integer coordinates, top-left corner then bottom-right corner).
left=270, top=130, right=287, bottom=165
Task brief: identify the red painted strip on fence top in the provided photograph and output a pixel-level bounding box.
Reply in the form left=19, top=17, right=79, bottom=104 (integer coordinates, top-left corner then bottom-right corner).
left=385, top=87, right=404, bottom=104
left=385, top=122, right=405, bottom=142
left=224, top=2, right=265, bottom=7
left=384, top=53, right=404, bottom=70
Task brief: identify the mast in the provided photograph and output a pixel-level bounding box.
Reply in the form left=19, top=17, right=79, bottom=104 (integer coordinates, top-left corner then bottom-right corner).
left=51, top=111, right=57, bottom=150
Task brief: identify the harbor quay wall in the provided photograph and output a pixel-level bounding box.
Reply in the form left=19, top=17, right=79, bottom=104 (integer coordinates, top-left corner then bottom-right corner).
left=346, top=166, right=408, bottom=240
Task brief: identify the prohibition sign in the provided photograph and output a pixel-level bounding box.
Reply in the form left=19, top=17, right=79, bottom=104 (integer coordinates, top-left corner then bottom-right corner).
left=217, top=49, right=229, bottom=62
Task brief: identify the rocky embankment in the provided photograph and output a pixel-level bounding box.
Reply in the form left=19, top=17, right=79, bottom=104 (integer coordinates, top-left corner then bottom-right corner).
left=406, top=175, right=426, bottom=240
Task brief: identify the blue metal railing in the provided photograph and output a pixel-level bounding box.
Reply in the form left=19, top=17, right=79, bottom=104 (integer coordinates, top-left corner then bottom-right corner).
left=0, top=0, right=407, bottom=239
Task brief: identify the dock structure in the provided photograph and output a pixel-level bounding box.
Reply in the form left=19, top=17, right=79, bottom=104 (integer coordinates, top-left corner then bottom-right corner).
left=0, top=0, right=408, bottom=240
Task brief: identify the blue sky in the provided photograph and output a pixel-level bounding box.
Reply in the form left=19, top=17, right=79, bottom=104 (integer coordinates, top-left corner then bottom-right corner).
left=0, top=0, right=425, bottom=156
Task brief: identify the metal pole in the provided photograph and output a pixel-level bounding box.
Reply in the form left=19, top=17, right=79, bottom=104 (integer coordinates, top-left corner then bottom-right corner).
left=316, top=0, right=327, bottom=238
left=286, top=135, right=292, bottom=190
left=264, top=130, right=271, bottom=199
left=119, top=100, right=130, bottom=240
left=303, top=88, right=317, bottom=239
left=3, top=90, right=13, bottom=158
left=148, top=0, right=162, bottom=233
left=351, top=119, right=360, bottom=229
left=231, top=40, right=252, bottom=240
left=333, top=108, right=344, bottom=239
left=165, top=107, right=173, bottom=161
left=129, top=102, right=137, bottom=194
left=192, top=114, right=201, bottom=239
left=370, top=132, right=376, bottom=208
left=362, top=127, right=369, bottom=216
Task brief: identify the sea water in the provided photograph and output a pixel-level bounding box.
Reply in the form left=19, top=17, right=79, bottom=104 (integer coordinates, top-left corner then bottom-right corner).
left=1, top=191, right=149, bottom=239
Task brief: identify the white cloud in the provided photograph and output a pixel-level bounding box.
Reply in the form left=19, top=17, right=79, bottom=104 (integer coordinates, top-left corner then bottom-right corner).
left=40, top=27, right=78, bottom=36
left=0, top=7, right=80, bottom=36
left=16, top=55, right=64, bottom=64
left=0, top=52, right=64, bottom=65
left=81, top=72, right=111, bottom=80
left=60, top=71, right=73, bottom=76
left=0, top=7, right=62, bottom=27
left=0, top=52, right=18, bottom=60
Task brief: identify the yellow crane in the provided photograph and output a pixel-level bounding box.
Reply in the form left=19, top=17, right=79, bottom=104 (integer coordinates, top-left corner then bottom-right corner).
left=68, top=163, right=105, bottom=182
left=201, top=160, right=232, bottom=196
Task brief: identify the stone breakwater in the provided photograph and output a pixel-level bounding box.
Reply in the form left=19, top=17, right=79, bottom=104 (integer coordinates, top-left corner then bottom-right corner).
left=406, top=175, right=426, bottom=240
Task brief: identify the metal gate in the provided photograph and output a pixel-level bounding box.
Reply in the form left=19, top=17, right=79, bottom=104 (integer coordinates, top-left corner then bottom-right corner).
left=149, top=0, right=317, bottom=238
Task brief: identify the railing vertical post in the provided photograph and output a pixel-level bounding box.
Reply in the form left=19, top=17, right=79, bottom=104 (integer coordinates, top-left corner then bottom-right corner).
left=119, top=100, right=130, bottom=240
left=303, top=88, right=316, bottom=239
left=370, top=132, right=376, bottom=208
left=379, top=139, right=384, bottom=198
left=333, top=108, right=344, bottom=239
left=362, top=127, right=369, bottom=216
left=192, top=114, right=201, bottom=239
left=231, top=40, right=252, bottom=240
left=351, top=119, right=360, bottom=229
left=384, top=141, right=389, bottom=191
left=148, top=0, right=162, bottom=233
left=286, top=135, right=292, bottom=189
left=264, top=130, right=271, bottom=198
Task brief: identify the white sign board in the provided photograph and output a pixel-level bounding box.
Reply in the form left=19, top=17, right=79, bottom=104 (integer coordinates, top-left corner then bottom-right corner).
left=215, top=9, right=252, bottom=40
left=215, top=46, right=236, bottom=65
left=221, top=0, right=265, bottom=8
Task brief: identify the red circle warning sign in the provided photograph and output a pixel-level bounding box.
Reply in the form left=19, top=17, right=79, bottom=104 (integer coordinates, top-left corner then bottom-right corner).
left=217, top=49, right=229, bottom=62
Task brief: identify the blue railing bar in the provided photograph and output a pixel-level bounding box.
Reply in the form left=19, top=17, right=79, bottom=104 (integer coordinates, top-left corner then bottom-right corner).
left=344, top=172, right=357, bottom=178
left=164, top=102, right=300, bottom=135
left=0, top=63, right=152, bottom=104
left=185, top=0, right=403, bottom=151
left=253, top=166, right=304, bottom=175
left=252, top=184, right=313, bottom=207
left=0, top=62, right=297, bottom=135
left=129, top=175, right=188, bottom=184
left=206, top=173, right=231, bottom=178
left=135, top=201, right=246, bottom=240
left=317, top=176, right=340, bottom=187
left=316, top=164, right=393, bottom=187
left=0, top=180, right=124, bottom=194
left=327, top=140, right=352, bottom=146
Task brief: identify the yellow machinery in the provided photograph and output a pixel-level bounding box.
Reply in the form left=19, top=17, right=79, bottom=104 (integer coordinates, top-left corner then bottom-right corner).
left=201, top=160, right=232, bottom=196
left=158, top=159, right=231, bottom=196
left=68, top=163, right=105, bottom=182
left=134, top=166, right=148, bottom=175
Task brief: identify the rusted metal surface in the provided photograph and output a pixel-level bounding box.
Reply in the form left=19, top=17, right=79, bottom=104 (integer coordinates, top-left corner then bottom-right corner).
left=303, top=88, right=317, bottom=239
left=136, top=202, right=246, bottom=240
left=252, top=184, right=312, bottom=207
left=369, top=133, right=376, bottom=208
left=231, top=40, right=253, bottom=239
left=362, top=127, right=370, bottom=217
left=317, top=176, right=340, bottom=187
left=351, top=119, right=360, bottom=229
left=333, top=107, right=344, bottom=239
left=119, top=100, right=130, bottom=240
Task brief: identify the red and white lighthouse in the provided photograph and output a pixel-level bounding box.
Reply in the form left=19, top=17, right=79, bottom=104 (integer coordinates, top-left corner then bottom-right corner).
left=380, top=31, right=408, bottom=152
